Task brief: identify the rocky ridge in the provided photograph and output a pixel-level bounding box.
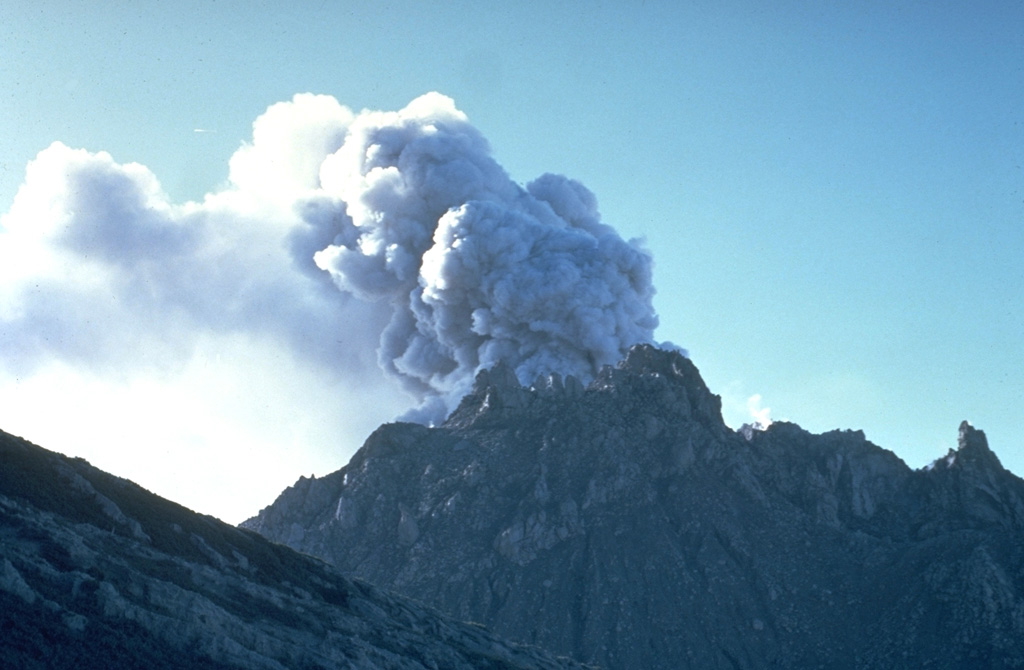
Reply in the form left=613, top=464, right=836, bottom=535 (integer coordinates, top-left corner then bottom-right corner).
left=244, top=344, right=1024, bottom=669
left=0, top=429, right=590, bottom=670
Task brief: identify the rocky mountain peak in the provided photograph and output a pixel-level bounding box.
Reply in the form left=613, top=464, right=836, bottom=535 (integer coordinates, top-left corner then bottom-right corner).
left=474, top=359, right=522, bottom=394
left=913, top=420, right=1024, bottom=537
left=445, top=343, right=723, bottom=433
left=604, top=343, right=724, bottom=426
left=245, top=345, right=1024, bottom=669
left=955, top=420, right=1003, bottom=471
left=924, top=420, right=1005, bottom=478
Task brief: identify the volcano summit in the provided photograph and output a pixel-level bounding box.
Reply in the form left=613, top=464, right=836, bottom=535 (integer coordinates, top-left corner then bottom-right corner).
left=245, top=345, right=1024, bottom=669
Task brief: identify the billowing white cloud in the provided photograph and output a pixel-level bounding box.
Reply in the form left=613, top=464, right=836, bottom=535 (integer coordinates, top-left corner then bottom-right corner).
left=0, top=92, right=669, bottom=518
left=0, top=94, right=386, bottom=381
left=228, top=93, right=353, bottom=201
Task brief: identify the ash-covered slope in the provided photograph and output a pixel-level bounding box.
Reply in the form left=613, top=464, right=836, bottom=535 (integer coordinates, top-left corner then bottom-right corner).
left=0, top=431, right=590, bottom=670
left=244, top=345, right=1024, bottom=669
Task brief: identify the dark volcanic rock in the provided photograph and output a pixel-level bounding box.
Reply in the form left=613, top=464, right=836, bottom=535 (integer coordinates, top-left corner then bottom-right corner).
left=0, top=430, right=590, bottom=670
left=244, top=345, right=1024, bottom=669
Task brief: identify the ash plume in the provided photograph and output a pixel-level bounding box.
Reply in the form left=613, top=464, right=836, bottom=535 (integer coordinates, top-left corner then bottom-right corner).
left=306, top=93, right=664, bottom=420
left=0, top=92, right=670, bottom=425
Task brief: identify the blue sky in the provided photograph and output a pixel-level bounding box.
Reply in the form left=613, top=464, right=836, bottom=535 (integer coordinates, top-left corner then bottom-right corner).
left=1, top=1, right=1022, bottom=522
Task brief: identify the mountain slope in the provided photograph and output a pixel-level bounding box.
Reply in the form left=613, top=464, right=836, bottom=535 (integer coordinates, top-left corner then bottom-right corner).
left=0, top=430, right=590, bottom=670
left=244, top=345, right=1024, bottom=669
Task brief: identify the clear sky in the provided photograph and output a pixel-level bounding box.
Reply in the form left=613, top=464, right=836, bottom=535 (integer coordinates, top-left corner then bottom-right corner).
left=1, top=1, right=1022, bottom=523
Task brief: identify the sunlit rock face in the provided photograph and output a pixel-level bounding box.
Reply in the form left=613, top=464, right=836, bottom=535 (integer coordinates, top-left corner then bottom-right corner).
left=245, top=345, right=1024, bottom=670
left=0, top=431, right=589, bottom=670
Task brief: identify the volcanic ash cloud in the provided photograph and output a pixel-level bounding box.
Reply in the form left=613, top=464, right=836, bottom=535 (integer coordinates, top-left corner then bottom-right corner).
left=303, top=93, right=663, bottom=420
left=0, top=92, right=667, bottom=424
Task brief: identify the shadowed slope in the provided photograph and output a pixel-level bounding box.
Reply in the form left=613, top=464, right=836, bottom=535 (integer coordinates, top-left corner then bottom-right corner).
left=0, top=429, right=590, bottom=670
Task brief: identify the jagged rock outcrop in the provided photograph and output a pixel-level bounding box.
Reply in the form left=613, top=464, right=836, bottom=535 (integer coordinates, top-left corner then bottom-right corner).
left=0, top=430, right=590, bottom=670
left=244, top=345, right=1024, bottom=669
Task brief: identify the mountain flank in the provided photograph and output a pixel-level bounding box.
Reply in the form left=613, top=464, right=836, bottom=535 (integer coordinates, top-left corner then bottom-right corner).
left=0, top=429, right=590, bottom=670
left=245, top=344, right=1024, bottom=669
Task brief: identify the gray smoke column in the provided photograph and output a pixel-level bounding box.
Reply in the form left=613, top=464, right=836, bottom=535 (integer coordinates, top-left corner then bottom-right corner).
left=305, top=93, right=665, bottom=421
